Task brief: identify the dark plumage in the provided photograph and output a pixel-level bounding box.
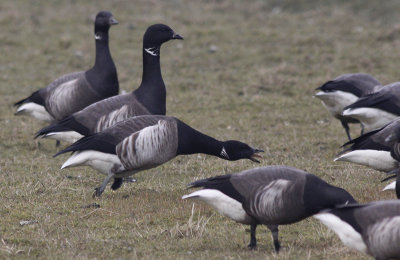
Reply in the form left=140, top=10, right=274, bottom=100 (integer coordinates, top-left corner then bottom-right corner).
left=183, top=166, right=356, bottom=252
left=15, top=11, right=119, bottom=122
left=55, top=115, right=263, bottom=197
left=315, top=201, right=400, bottom=259
left=36, top=24, right=183, bottom=144
left=314, top=73, right=381, bottom=140
left=343, top=82, right=400, bottom=133
left=334, top=118, right=400, bottom=172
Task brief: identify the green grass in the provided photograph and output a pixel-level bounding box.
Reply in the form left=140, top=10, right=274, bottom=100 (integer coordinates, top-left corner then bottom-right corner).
left=1, top=0, right=399, bottom=259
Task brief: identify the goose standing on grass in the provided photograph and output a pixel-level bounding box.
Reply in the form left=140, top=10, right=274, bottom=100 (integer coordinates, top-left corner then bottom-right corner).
left=182, top=166, right=356, bottom=252
left=35, top=24, right=183, bottom=143
left=334, top=118, right=400, bottom=172
left=54, top=115, right=264, bottom=197
left=14, top=11, right=119, bottom=122
left=314, top=201, right=400, bottom=260
left=342, top=82, right=400, bottom=133
left=315, top=73, right=381, bottom=140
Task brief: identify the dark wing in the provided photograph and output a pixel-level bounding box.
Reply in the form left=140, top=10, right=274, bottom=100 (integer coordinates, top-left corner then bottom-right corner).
left=54, top=115, right=166, bottom=156
left=345, top=84, right=400, bottom=115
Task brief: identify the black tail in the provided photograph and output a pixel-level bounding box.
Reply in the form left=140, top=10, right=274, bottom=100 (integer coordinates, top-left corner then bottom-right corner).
left=188, top=174, right=244, bottom=203
left=53, top=133, right=116, bottom=157
left=36, top=115, right=89, bottom=138
left=14, top=90, right=45, bottom=107
left=35, top=123, right=72, bottom=139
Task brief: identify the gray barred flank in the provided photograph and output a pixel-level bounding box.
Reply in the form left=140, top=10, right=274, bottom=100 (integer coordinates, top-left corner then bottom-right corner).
left=116, top=119, right=179, bottom=170
left=366, top=217, right=400, bottom=258
left=96, top=105, right=130, bottom=133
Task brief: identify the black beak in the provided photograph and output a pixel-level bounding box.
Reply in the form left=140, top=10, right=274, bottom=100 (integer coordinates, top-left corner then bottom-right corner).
left=109, top=17, right=119, bottom=25
left=172, top=33, right=183, bottom=40
left=249, top=148, right=264, bottom=163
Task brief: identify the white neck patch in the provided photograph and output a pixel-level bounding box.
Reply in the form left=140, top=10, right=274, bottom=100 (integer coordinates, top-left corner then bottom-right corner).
left=95, top=33, right=102, bottom=40
left=144, top=47, right=159, bottom=56
left=220, top=147, right=229, bottom=159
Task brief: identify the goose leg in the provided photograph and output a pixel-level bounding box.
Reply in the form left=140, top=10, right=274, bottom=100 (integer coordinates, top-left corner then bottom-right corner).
left=111, top=178, right=123, bottom=190
left=93, top=172, right=114, bottom=198
left=248, top=224, right=257, bottom=249
left=55, top=140, right=60, bottom=148
left=267, top=225, right=280, bottom=252
left=341, top=120, right=352, bottom=141
left=360, top=123, right=365, bottom=135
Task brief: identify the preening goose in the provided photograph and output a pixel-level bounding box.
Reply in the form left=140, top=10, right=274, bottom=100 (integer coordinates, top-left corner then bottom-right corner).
left=334, top=118, right=400, bottom=172
left=54, top=115, right=263, bottom=197
left=14, top=11, right=119, bottom=122
left=314, top=201, right=400, bottom=260
left=182, top=166, right=356, bottom=252
left=315, top=73, right=381, bottom=140
left=343, top=82, right=400, bottom=133
left=36, top=24, right=183, bottom=143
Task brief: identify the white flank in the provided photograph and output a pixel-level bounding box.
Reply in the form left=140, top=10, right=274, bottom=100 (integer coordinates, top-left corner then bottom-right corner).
left=382, top=181, right=396, bottom=191
left=314, top=90, right=358, bottom=117
left=61, top=150, right=123, bottom=175
left=314, top=213, right=368, bottom=254
left=44, top=131, right=83, bottom=144
left=47, top=79, right=79, bottom=117
left=182, top=189, right=250, bottom=223
left=16, top=102, right=53, bottom=122
left=334, top=150, right=397, bottom=172
left=342, top=108, right=398, bottom=132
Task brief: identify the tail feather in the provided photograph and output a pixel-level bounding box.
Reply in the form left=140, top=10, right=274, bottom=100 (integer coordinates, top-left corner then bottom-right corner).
left=35, top=123, right=72, bottom=139
left=14, top=90, right=44, bottom=107
left=54, top=133, right=116, bottom=157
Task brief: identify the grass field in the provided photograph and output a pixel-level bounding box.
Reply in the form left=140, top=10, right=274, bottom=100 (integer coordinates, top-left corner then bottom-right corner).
left=1, top=0, right=400, bottom=259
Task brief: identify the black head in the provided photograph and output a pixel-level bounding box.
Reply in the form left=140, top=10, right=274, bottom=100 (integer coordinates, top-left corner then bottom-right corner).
left=94, top=11, right=118, bottom=34
left=220, top=140, right=263, bottom=162
left=143, top=24, right=183, bottom=49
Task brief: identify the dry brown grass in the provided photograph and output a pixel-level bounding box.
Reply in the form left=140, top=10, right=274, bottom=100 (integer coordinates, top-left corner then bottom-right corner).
left=1, top=0, right=400, bottom=259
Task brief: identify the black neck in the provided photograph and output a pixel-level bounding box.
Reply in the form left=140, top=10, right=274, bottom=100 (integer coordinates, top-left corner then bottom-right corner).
left=134, top=46, right=166, bottom=115
left=85, top=30, right=119, bottom=97
left=176, top=121, right=225, bottom=158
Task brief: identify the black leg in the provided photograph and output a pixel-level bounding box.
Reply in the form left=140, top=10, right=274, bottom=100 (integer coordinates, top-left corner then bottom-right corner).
left=341, top=120, right=351, bottom=141
left=93, top=173, right=114, bottom=198
left=111, top=178, right=123, bottom=190
left=55, top=140, right=60, bottom=147
left=248, top=224, right=257, bottom=249
left=267, top=225, right=280, bottom=253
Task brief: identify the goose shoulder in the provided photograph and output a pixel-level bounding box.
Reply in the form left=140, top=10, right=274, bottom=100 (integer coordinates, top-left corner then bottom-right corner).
left=116, top=118, right=178, bottom=170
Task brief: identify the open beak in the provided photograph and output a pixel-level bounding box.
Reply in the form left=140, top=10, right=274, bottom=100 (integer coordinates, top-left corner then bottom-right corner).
left=249, top=148, right=264, bottom=163
left=172, top=33, right=183, bottom=40
left=109, top=17, right=119, bottom=25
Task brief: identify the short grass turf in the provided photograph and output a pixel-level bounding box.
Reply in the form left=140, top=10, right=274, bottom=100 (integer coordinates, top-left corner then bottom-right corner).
left=1, top=0, right=399, bottom=259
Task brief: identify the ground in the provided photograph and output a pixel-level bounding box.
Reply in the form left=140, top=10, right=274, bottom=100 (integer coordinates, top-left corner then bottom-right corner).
left=1, top=0, right=399, bottom=259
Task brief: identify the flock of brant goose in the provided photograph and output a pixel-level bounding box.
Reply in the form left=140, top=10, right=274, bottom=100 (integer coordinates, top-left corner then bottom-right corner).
left=15, top=11, right=119, bottom=122
left=36, top=24, right=183, bottom=144
left=14, top=10, right=400, bottom=258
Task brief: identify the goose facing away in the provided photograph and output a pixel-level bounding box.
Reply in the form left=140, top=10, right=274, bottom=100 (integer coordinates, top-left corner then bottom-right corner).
left=54, top=115, right=263, bottom=197
left=14, top=11, right=119, bottom=122
left=36, top=24, right=183, bottom=144
left=342, top=82, right=400, bottom=133
left=315, top=73, right=381, bottom=140
left=334, top=118, right=400, bottom=172
left=182, top=166, right=356, bottom=252
left=314, top=201, right=400, bottom=259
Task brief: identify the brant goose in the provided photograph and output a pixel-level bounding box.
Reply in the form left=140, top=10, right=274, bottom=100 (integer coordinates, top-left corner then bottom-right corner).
left=315, top=73, right=381, bottom=140
left=54, top=115, right=263, bottom=197
left=15, top=11, right=119, bottom=122
left=314, top=201, right=400, bottom=259
left=36, top=24, right=183, bottom=143
left=334, top=118, right=400, bottom=172
left=182, top=166, right=356, bottom=252
left=382, top=171, right=400, bottom=199
left=342, top=82, right=400, bottom=133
